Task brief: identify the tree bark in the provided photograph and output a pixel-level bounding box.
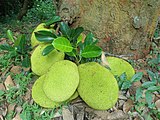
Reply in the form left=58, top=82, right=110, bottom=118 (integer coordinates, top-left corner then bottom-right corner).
left=54, top=0, right=160, bottom=59
left=17, top=0, right=30, bottom=20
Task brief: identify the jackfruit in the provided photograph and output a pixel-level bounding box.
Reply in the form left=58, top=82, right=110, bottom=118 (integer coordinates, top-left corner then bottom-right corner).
left=32, top=75, right=60, bottom=108
left=32, top=75, right=79, bottom=108
left=106, top=57, right=135, bottom=80
left=43, top=60, right=79, bottom=102
left=31, top=23, right=53, bottom=47
left=78, top=62, right=119, bottom=110
left=31, top=44, right=64, bottom=76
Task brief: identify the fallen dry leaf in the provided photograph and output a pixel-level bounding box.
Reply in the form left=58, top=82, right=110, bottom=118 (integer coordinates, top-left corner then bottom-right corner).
left=106, top=110, right=128, bottom=120
left=155, top=99, right=160, bottom=110
left=0, top=103, right=7, bottom=117
left=22, top=67, right=30, bottom=73
left=10, top=66, right=21, bottom=74
left=8, top=103, right=16, bottom=113
left=101, top=51, right=109, bottom=67
left=22, top=89, right=31, bottom=101
left=118, top=100, right=125, bottom=108
left=76, top=111, right=84, bottom=120
left=1, top=66, right=12, bottom=80
left=12, top=113, right=22, bottom=120
left=135, top=69, right=147, bottom=76
left=93, top=110, right=109, bottom=120
left=129, top=81, right=142, bottom=95
left=123, top=99, right=134, bottom=113
left=53, top=111, right=62, bottom=118
left=0, top=83, right=5, bottom=91
left=91, top=117, right=101, bottom=120
left=118, top=91, right=127, bottom=100
left=15, top=106, right=23, bottom=114
left=4, top=75, right=15, bottom=90
left=0, top=115, right=4, bottom=120
left=0, top=38, right=7, bottom=44
left=62, top=107, right=74, bottom=120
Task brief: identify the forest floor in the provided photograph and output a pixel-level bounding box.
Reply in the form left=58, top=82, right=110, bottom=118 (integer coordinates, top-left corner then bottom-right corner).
left=0, top=17, right=159, bottom=120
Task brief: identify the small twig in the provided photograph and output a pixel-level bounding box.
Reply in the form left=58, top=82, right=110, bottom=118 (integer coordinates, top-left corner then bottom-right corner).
left=104, top=52, right=134, bottom=60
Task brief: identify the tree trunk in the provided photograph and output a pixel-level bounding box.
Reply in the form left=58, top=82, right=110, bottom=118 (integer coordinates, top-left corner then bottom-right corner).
left=54, top=0, right=160, bottom=59
left=17, top=0, right=30, bottom=20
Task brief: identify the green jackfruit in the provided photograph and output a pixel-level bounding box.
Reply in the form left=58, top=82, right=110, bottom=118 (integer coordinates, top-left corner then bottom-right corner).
left=68, top=91, right=78, bottom=101
left=32, top=75, right=60, bottom=108
left=32, top=75, right=79, bottom=108
left=78, top=62, right=119, bottom=110
left=106, top=57, right=135, bottom=80
left=31, top=44, right=65, bottom=76
left=43, top=60, right=79, bottom=102
left=31, top=23, right=53, bottom=47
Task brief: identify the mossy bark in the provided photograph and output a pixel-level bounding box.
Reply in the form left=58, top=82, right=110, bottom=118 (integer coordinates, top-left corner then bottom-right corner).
left=54, top=0, right=160, bottom=59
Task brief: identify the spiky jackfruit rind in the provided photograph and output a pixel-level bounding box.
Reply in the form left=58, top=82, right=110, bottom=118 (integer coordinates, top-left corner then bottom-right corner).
left=32, top=75, right=60, bottom=108
left=32, top=75, right=78, bottom=108
left=43, top=60, right=79, bottom=102
left=31, top=23, right=53, bottom=47
left=78, top=62, right=119, bottom=110
left=31, top=44, right=65, bottom=76
left=106, top=57, right=135, bottom=80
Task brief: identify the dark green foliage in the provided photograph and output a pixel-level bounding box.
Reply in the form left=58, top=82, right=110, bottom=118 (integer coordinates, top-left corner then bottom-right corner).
left=0, top=30, right=31, bottom=68
left=23, top=0, right=56, bottom=22
left=42, top=45, right=54, bottom=56
left=35, top=30, right=56, bottom=42
left=35, top=16, right=102, bottom=64
left=116, top=72, right=143, bottom=90
left=0, top=0, right=23, bottom=16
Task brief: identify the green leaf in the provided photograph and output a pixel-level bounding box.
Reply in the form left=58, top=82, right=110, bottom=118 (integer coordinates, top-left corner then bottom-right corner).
left=66, top=49, right=76, bottom=57
left=135, top=87, right=143, bottom=101
left=147, top=70, right=156, bottom=83
left=92, top=37, right=98, bottom=45
left=22, top=55, right=30, bottom=68
left=77, top=34, right=83, bottom=44
left=14, top=35, right=21, bottom=47
left=7, top=30, right=15, bottom=42
left=42, top=45, right=54, bottom=56
left=59, top=22, right=71, bottom=39
left=72, top=27, right=84, bottom=40
left=145, top=91, right=152, bottom=106
left=35, top=30, right=56, bottom=42
left=120, top=73, right=127, bottom=81
left=0, top=90, right=4, bottom=96
left=121, top=80, right=132, bottom=90
left=142, top=81, right=156, bottom=88
left=17, top=34, right=26, bottom=54
left=81, top=45, right=102, bottom=58
left=45, top=16, right=61, bottom=26
left=52, top=37, right=73, bottom=52
left=20, top=111, right=32, bottom=120
left=147, top=86, right=160, bottom=92
left=0, top=44, right=15, bottom=51
left=158, top=53, right=160, bottom=63
left=84, top=32, right=94, bottom=47
left=131, top=72, right=143, bottom=82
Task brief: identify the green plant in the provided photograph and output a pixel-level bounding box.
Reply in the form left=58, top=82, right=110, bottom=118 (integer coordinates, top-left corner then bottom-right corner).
left=135, top=71, right=160, bottom=108
left=20, top=102, right=56, bottom=120
left=34, top=16, right=102, bottom=65
left=1, top=73, right=32, bottom=104
left=0, top=30, right=31, bottom=68
left=130, top=54, right=160, bottom=119
left=116, top=72, right=143, bottom=90
left=23, top=0, right=56, bottom=22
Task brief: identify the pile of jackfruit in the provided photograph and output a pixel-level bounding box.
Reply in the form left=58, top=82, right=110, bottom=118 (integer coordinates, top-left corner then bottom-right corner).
left=31, top=23, right=135, bottom=110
